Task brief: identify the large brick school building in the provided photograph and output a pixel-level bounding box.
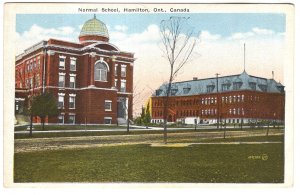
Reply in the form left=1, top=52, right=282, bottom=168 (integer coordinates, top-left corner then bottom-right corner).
left=151, top=71, right=285, bottom=125
left=15, top=15, right=135, bottom=125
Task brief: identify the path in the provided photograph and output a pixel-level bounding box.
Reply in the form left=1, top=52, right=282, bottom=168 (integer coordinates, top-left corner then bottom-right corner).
left=14, top=129, right=284, bottom=153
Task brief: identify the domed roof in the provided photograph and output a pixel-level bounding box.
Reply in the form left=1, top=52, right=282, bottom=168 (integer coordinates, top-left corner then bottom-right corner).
left=79, top=15, right=109, bottom=39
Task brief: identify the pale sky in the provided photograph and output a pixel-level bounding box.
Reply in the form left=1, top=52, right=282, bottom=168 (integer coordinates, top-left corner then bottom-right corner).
left=16, top=13, right=286, bottom=116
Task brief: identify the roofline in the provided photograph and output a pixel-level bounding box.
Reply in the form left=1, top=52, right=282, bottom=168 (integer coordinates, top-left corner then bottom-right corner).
left=152, top=89, right=285, bottom=98
left=172, top=74, right=241, bottom=84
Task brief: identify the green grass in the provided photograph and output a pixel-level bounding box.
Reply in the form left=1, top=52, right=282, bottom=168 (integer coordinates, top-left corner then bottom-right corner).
left=168, top=134, right=284, bottom=143
left=14, top=127, right=282, bottom=139
left=14, top=139, right=284, bottom=183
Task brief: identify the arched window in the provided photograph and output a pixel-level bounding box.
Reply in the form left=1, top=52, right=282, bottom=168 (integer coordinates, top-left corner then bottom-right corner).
left=94, top=62, right=108, bottom=81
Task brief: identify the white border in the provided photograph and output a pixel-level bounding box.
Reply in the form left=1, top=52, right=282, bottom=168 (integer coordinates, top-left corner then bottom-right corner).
left=1, top=0, right=298, bottom=193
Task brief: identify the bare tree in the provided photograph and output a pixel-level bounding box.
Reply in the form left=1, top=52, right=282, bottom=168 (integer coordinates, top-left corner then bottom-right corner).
left=160, top=16, right=198, bottom=144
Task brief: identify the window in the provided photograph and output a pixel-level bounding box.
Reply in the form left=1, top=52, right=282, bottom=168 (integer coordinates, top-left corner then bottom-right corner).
left=104, top=117, right=112, bottom=124
left=183, top=88, right=190, bottom=94
left=121, top=65, right=126, bottom=77
left=115, top=64, right=118, bottom=76
left=105, top=100, right=112, bottom=111
left=233, top=82, right=242, bottom=90
left=58, top=93, right=65, bottom=108
left=95, top=62, right=108, bottom=81
left=114, top=79, right=118, bottom=88
left=59, top=56, right=66, bottom=69
left=69, top=95, right=75, bottom=109
left=171, top=89, right=178, bottom=95
left=258, top=84, right=267, bottom=92
left=70, top=57, right=76, bottom=71
left=30, top=60, right=33, bottom=71
left=59, top=74, right=65, bottom=87
left=33, top=60, right=36, bottom=69
left=207, top=85, right=215, bottom=93
left=58, top=115, right=64, bottom=124
left=156, top=89, right=162, bottom=96
left=70, top=75, right=76, bottom=88
left=29, top=78, right=33, bottom=88
left=249, top=82, right=256, bottom=90
left=222, top=84, right=230, bottom=91
left=68, top=114, right=75, bottom=124
left=120, top=80, right=126, bottom=92
left=37, top=56, right=40, bottom=66
left=35, top=75, right=40, bottom=87
left=26, top=62, right=30, bottom=72
left=25, top=79, right=29, bottom=88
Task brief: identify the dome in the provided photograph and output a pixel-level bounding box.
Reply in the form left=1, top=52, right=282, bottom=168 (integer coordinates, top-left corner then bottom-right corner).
left=79, top=15, right=109, bottom=43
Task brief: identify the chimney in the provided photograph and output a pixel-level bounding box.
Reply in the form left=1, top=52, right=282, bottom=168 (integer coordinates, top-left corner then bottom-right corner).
left=193, top=77, right=198, bottom=81
left=272, top=71, right=274, bottom=79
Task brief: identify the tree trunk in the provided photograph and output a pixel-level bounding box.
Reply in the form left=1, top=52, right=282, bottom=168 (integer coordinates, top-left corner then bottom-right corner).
left=266, top=121, right=270, bottom=136
left=127, top=118, right=130, bottom=133
left=240, top=118, right=243, bottom=131
left=29, top=114, right=33, bottom=137
left=163, top=81, right=172, bottom=144
left=223, top=119, right=226, bottom=139
left=41, top=117, right=45, bottom=130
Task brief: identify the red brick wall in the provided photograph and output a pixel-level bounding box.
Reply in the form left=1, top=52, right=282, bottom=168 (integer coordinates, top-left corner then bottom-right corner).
left=151, top=90, right=285, bottom=122
left=16, top=39, right=134, bottom=125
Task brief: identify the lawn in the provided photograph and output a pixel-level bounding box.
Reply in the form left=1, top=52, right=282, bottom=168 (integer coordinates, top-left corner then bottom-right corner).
left=14, top=138, right=284, bottom=183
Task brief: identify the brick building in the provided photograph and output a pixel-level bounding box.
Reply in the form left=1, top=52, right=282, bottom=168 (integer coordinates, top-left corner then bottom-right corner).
left=15, top=15, right=135, bottom=125
left=151, top=71, right=285, bottom=125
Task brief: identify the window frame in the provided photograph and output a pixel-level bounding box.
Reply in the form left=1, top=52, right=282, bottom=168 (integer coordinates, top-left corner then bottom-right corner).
left=121, top=65, right=127, bottom=77
left=58, top=114, right=65, bottom=124
left=70, top=57, right=77, bottom=71
left=58, top=73, right=65, bottom=88
left=115, top=64, right=118, bottom=76
left=68, top=114, right=75, bottom=124
left=105, top=100, right=112, bottom=111
left=59, top=55, right=66, bottom=70
left=58, top=93, right=65, bottom=109
left=69, top=95, right=76, bottom=109
left=69, top=74, right=76, bottom=88
left=104, top=117, right=112, bottom=125
left=120, top=80, right=126, bottom=92
left=94, top=62, right=108, bottom=82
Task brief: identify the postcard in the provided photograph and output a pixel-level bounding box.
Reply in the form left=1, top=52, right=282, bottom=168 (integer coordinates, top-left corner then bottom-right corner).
left=3, top=3, right=294, bottom=187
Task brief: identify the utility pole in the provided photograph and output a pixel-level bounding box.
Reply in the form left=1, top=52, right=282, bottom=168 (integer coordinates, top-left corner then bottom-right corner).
left=243, top=43, right=246, bottom=72
left=216, top=73, right=220, bottom=130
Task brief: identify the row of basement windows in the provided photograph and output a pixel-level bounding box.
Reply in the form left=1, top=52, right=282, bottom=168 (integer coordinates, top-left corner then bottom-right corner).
left=58, top=114, right=76, bottom=124
left=58, top=114, right=112, bottom=124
